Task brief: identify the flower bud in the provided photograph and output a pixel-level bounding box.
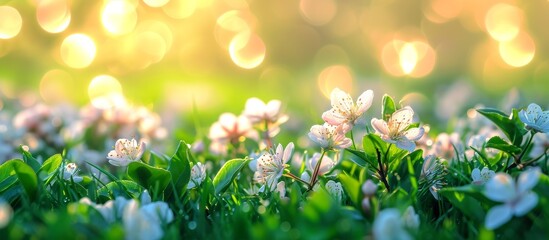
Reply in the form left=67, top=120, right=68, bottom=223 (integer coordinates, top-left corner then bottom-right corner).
left=361, top=197, right=371, bottom=215
left=362, top=179, right=377, bottom=197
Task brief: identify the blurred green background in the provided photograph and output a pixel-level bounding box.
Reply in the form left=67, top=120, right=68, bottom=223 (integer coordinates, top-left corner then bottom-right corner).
left=0, top=0, right=548, bottom=129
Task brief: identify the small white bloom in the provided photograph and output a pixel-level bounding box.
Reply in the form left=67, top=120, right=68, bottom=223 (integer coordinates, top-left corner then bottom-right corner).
left=471, top=167, right=495, bottom=185
left=325, top=180, right=344, bottom=203
left=322, top=88, right=374, bottom=128
left=63, top=163, right=83, bottom=183
left=304, top=152, right=335, bottom=177
left=484, top=167, right=541, bottom=230
left=276, top=181, right=287, bottom=199
left=187, top=162, right=207, bottom=189
left=420, top=155, right=444, bottom=200
left=371, top=106, right=425, bottom=152
left=529, top=132, right=549, bottom=158
left=373, top=208, right=412, bottom=240
left=254, top=143, right=294, bottom=190
left=402, top=206, right=420, bottom=229
left=140, top=190, right=152, bottom=205
left=140, top=201, right=174, bottom=224
left=107, top=138, right=146, bottom=167
left=208, top=113, right=258, bottom=154
left=123, top=200, right=163, bottom=240
left=308, top=123, right=352, bottom=149
left=0, top=199, right=13, bottom=228
left=243, top=98, right=289, bottom=137
left=361, top=179, right=377, bottom=197
left=518, top=103, right=549, bottom=133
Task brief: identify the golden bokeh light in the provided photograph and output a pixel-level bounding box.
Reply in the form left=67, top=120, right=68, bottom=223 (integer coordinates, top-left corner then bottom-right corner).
left=485, top=3, right=522, bottom=42
left=424, top=0, right=464, bottom=23
left=101, top=0, right=138, bottom=36
left=498, top=31, right=535, bottom=68
left=162, top=0, right=197, bottom=19
left=229, top=32, right=266, bottom=69
left=143, top=0, right=170, bottom=8
left=39, top=69, right=72, bottom=103
left=136, top=31, right=167, bottom=64
left=88, top=75, right=126, bottom=109
left=36, top=0, right=71, bottom=33
left=299, top=0, right=337, bottom=26
left=0, top=6, right=23, bottom=39
left=317, top=65, right=353, bottom=98
left=60, top=33, right=96, bottom=69
left=382, top=40, right=436, bottom=78
left=215, top=10, right=255, bottom=50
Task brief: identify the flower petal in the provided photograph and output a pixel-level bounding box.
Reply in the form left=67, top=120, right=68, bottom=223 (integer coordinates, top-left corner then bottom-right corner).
left=330, top=88, right=353, bottom=114
left=526, top=103, right=542, bottom=122
left=243, top=98, right=265, bottom=122
left=485, top=204, right=513, bottom=230
left=395, top=139, right=416, bottom=152
left=355, top=90, right=374, bottom=115
left=322, top=109, right=346, bottom=125
left=403, top=127, right=424, bottom=141
left=390, top=106, right=414, bottom=132
left=517, top=167, right=541, bottom=194
left=265, top=100, right=282, bottom=120
left=471, top=168, right=481, bottom=182
left=282, top=142, right=294, bottom=164
left=513, top=191, right=538, bottom=216
left=208, top=122, right=227, bottom=140
left=219, top=113, right=238, bottom=129
left=371, top=118, right=389, bottom=135
left=484, top=173, right=516, bottom=202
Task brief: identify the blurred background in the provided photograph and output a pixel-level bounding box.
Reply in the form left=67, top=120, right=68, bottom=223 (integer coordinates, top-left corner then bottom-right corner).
left=0, top=0, right=547, bottom=131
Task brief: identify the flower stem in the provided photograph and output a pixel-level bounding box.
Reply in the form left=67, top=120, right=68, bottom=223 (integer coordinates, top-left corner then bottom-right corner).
left=309, top=150, right=327, bottom=190
left=376, top=148, right=391, bottom=192
left=516, top=131, right=535, bottom=164
left=264, top=120, right=273, bottom=150
left=350, top=130, right=357, bottom=150
left=283, top=172, right=311, bottom=188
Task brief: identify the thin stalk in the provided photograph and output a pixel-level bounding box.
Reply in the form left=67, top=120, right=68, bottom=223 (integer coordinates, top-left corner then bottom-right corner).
left=283, top=172, right=311, bottom=188
left=376, top=148, right=391, bottom=192
left=263, top=120, right=273, bottom=150
left=517, top=131, right=535, bottom=164
left=350, top=130, right=357, bottom=150
left=309, top=150, right=327, bottom=190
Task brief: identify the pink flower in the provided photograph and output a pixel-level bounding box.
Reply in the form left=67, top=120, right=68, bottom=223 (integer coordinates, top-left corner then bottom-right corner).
left=371, top=106, right=424, bottom=152
left=208, top=113, right=257, bottom=151
left=308, top=123, right=352, bottom=149
left=322, top=88, right=373, bottom=128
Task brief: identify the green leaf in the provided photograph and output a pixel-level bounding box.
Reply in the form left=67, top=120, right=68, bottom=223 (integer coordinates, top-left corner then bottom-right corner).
left=362, top=133, right=388, bottom=161
left=438, top=185, right=486, bottom=222
left=38, top=154, right=63, bottom=180
left=0, top=159, right=38, bottom=199
left=168, top=141, right=192, bottom=195
left=476, top=108, right=526, bottom=146
left=485, top=136, right=521, bottom=154
left=19, top=145, right=42, bottom=173
left=97, top=180, right=144, bottom=198
left=382, top=94, right=397, bottom=121
left=212, top=159, right=249, bottom=195
left=338, top=174, right=360, bottom=207
left=127, top=161, right=172, bottom=193
left=344, top=149, right=370, bottom=167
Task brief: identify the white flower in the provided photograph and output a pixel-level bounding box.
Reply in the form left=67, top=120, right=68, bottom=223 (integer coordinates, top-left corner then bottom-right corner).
left=322, top=88, right=374, bottom=128
left=373, top=208, right=412, bottom=240
left=254, top=143, right=294, bottom=191
left=471, top=167, right=494, bottom=185
left=420, top=155, right=444, bottom=200
left=107, top=138, right=146, bottom=167
left=308, top=123, right=352, bottom=149
left=529, top=133, right=549, bottom=158
left=0, top=199, right=13, bottom=228
left=63, top=162, right=83, bottom=183
left=187, top=162, right=206, bottom=189
left=208, top=113, right=258, bottom=154
left=140, top=201, right=174, bottom=224
left=300, top=153, right=336, bottom=182
left=123, top=200, right=163, bottom=240
left=402, top=206, right=420, bottom=229
left=276, top=181, right=287, bottom=199
left=518, top=103, right=549, bottom=133
left=243, top=98, right=289, bottom=137
left=80, top=196, right=129, bottom=223
left=483, top=167, right=541, bottom=230
left=325, top=180, right=343, bottom=203
left=371, top=106, right=425, bottom=152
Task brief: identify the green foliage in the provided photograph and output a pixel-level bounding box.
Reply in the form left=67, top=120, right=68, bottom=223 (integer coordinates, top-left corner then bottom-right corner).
left=212, top=158, right=249, bottom=195
left=382, top=94, right=397, bottom=121
left=476, top=108, right=527, bottom=146
left=167, top=140, right=192, bottom=197
left=485, top=136, right=521, bottom=155
left=97, top=180, right=144, bottom=199
left=127, top=161, right=172, bottom=194
left=38, top=154, right=63, bottom=180
left=0, top=159, right=38, bottom=200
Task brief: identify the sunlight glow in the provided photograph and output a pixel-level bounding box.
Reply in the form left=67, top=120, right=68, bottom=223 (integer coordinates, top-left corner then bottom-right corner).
left=60, top=34, right=96, bottom=69
left=162, top=0, right=196, bottom=19
left=101, top=0, right=138, bottom=36
left=143, top=0, right=170, bottom=8
left=499, top=32, right=535, bottom=68
left=382, top=40, right=436, bottom=78
left=400, top=43, right=418, bottom=74
left=0, top=6, right=22, bottom=39
left=36, top=0, right=71, bottom=33
left=317, top=65, right=353, bottom=98
left=88, top=75, right=126, bottom=109
left=39, top=69, right=72, bottom=103
left=229, top=32, right=266, bottom=69
left=215, top=10, right=254, bottom=50
left=485, top=3, right=522, bottom=42
left=299, top=0, right=337, bottom=26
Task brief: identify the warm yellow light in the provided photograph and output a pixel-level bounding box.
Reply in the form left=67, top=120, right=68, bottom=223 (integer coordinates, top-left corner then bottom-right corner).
left=215, top=10, right=254, bottom=50
left=485, top=3, right=522, bottom=42
left=0, top=6, right=22, bottom=39
left=229, top=32, right=266, bottom=69
left=36, top=0, right=71, bottom=33
left=136, top=31, right=167, bottom=64
left=39, top=69, right=72, bottom=103
left=162, top=0, right=196, bottom=19
left=60, top=33, right=96, bottom=69
left=431, top=0, right=463, bottom=21
left=400, top=43, right=418, bottom=74
left=101, top=0, right=137, bottom=36
left=317, top=65, right=353, bottom=98
left=88, top=75, right=126, bottom=109
left=499, top=32, right=535, bottom=68
left=143, top=0, right=170, bottom=8
left=299, top=0, right=337, bottom=26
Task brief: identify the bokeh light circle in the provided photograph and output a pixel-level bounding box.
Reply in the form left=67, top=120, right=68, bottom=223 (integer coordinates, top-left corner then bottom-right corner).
left=381, top=40, right=436, bottom=78
left=485, top=3, right=522, bottom=42
left=143, top=0, right=170, bottom=8
left=498, top=32, right=535, bottom=68
left=88, top=75, right=126, bottom=109
left=299, top=0, right=337, bottom=26
left=39, top=69, right=72, bottom=103
left=317, top=65, right=353, bottom=98
left=0, top=6, right=23, bottom=39
left=37, top=0, right=71, bottom=33
left=162, top=0, right=197, bottom=19
left=101, top=0, right=138, bottom=36
left=229, top=32, right=266, bottom=69
left=60, top=33, right=96, bottom=68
